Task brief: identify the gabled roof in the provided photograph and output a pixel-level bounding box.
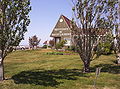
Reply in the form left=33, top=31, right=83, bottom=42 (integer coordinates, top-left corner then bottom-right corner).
left=62, top=15, right=72, bottom=28
left=50, top=15, right=72, bottom=37
left=54, top=15, right=72, bottom=28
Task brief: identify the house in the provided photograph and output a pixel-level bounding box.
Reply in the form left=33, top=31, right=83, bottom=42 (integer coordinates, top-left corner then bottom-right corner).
left=50, top=15, right=111, bottom=49
left=50, top=15, right=72, bottom=47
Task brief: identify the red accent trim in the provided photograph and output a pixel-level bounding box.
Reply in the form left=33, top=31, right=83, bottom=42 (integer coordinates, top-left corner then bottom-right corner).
left=62, top=15, right=71, bottom=28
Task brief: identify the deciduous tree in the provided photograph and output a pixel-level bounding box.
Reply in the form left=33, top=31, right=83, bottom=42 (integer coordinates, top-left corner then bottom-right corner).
left=71, top=0, right=119, bottom=72
left=115, top=0, right=120, bottom=64
left=0, top=0, right=31, bottom=80
left=29, top=35, right=41, bottom=49
left=49, top=39, right=54, bottom=47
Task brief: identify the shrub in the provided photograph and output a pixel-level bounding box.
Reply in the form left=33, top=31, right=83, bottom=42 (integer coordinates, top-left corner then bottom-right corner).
left=55, top=40, right=67, bottom=49
left=96, top=42, right=112, bottom=56
left=65, top=46, right=77, bottom=52
left=42, top=45, right=47, bottom=48
left=45, top=52, right=64, bottom=55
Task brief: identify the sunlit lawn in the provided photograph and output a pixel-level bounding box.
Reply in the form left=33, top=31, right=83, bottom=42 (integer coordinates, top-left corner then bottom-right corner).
left=0, top=49, right=119, bottom=89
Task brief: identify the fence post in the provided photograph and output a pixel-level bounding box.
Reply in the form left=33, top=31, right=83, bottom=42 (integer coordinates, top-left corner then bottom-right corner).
left=93, top=67, right=102, bottom=89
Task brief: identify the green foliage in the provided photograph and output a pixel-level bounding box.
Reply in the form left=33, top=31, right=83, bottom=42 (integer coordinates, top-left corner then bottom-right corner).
left=95, top=34, right=113, bottom=56
left=55, top=40, right=66, bottom=49
left=42, top=45, right=52, bottom=49
left=29, top=35, right=41, bottom=48
left=65, top=46, right=77, bottom=52
left=96, top=42, right=112, bottom=56
left=45, top=52, right=64, bottom=55
left=0, top=0, right=31, bottom=58
left=55, top=43, right=62, bottom=49
left=42, top=45, right=47, bottom=48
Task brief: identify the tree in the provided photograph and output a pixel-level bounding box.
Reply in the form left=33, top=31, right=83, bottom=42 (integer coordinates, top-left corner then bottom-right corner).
left=0, top=0, right=31, bottom=81
left=115, top=0, right=120, bottom=64
left=29, top=35, right=41, bottom=49
left=71, top=0, right=119, bottom=72
left=49, top=39, right=54, bottom=47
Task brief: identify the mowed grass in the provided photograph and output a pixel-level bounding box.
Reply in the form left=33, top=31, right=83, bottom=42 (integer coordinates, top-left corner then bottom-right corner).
left=0, top=49, right=120, bottom=89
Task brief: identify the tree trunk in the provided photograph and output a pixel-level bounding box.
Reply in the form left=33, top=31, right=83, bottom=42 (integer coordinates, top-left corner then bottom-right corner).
left=117, top=53, right=120, bottom=65
left=83, top=60, right=90, bottom=73
left=0, top=61, right=4, bottom=81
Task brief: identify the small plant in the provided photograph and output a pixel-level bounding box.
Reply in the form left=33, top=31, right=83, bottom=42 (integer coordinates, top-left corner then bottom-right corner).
left=55, top=40, right=67, bottom=49
left=65, top=46, right=77, bottom=52
left=42, top=45, right=47, bottom=48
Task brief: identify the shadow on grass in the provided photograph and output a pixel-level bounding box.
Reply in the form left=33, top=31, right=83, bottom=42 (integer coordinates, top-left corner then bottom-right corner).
left=111, top=60, right=118, bottom=64
left=12, top=69, right=88, bottom=87
left=90, top=64, right=120, bottom=74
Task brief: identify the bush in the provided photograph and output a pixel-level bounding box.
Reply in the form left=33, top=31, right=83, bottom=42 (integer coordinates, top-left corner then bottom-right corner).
left=65, top=46, right=77, bottom=52
left=55, top=40, right=66, bottom=49
left=96, top=42, right=112, bottom=56
left=55, top=43, right=62, bottom=49
left=94, top=34, right=113, bottom=56
left=45, top=52, right=64, bottom=55
left=42, top=45, right=47, bottom=48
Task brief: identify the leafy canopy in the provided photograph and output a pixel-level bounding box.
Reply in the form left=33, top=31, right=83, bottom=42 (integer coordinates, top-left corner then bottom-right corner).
left=0, top=0, right=31, bottom=58
left=29, top=35, right=41, bottom=47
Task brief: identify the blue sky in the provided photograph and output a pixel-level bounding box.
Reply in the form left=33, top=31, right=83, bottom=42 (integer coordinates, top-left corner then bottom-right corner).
left=20, top=0, right=72, bottom=46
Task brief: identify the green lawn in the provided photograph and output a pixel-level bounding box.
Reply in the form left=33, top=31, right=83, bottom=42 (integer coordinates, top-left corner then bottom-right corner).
left=0, top=49, right=120, bottom=89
